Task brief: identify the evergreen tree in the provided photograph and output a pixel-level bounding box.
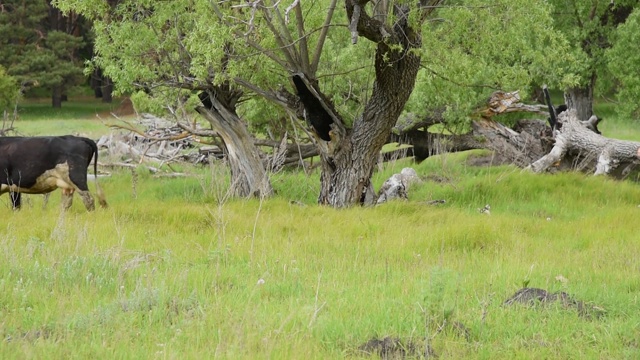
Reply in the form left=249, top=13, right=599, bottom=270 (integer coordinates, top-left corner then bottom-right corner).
left=0, top=0, right=86, bottom=107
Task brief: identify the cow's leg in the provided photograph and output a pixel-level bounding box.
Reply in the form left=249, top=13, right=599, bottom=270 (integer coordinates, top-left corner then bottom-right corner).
left=67, top=162, right=95, bottom=211
left=77, top=191, right=95, bottom=211
left=9, top=191, right=21, bottom=210
left=61, top=188, right=74, bottom=210
left=42, top=193, right=50, bottom=209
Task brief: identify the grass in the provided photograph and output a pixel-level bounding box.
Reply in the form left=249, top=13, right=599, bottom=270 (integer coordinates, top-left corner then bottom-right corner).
left=1, top=98, right=640, bottom=358
left=6, top=97, right=129, bottom=137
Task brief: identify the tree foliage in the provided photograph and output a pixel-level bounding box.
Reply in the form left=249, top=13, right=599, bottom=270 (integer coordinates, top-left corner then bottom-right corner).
left=0, top=65, right=19, bottom=112
left=606, top=7, right=640, bottom=117
left=546, top=0, right=639, bottom=116
left=405, top=0, right=577, bottom=127
left=0, top=1, right=86, bottom=105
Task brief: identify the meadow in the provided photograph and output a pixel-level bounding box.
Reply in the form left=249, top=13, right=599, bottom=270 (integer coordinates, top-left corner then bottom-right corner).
left=1, top=98, right=640, bottom=359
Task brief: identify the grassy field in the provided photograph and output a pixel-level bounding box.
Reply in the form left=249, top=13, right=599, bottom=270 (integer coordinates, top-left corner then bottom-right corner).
left=1, top=100, right=640, bottom=359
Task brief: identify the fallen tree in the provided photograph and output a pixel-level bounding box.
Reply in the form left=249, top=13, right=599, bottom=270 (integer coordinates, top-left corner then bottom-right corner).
left=528, top=109, right=640, bottom=177
left=392, top=90, right=554, bottom=166
left=394, top=88, right=640, bottom=180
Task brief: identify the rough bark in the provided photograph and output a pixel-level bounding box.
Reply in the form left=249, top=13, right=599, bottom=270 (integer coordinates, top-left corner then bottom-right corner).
left=197, top=91, right=273, bottom=198
left=528, top=110, right=640, bottom=176
left=317, top=38, right=421, bottom=207
left=565, top=82, right=594, bottom=120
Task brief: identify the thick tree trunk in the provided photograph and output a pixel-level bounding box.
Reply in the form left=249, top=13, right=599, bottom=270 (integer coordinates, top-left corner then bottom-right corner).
left=311, top=1, right=434, bottom=207
left=196, top=96, right=273, bottom=198
left=564, top=74, right=595, bottom=120
left=317, top=41, right=421, bottom=207
left=91, top=69, right=103, bottom=98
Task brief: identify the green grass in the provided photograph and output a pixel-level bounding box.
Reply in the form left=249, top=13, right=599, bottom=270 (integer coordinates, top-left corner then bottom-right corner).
left=7, top=97, right=126, bottom=137
left=2, top=154, right=640, bottom=359
left=2, top=98, right=640, bottom=358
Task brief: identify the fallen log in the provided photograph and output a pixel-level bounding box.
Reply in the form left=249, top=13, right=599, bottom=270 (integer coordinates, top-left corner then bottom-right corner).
left=528, top=109, right=640, bottom=176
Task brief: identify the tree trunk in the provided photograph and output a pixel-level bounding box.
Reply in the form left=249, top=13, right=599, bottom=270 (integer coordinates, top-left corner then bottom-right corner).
left=196, top=95, right=273, bottom=198
left=102, top=76, right=113, bottom=103
left=91, top=68, right=103, bottom=98
left=52, top=86, right=63, bottom=108
left=318, top=41, right=421, bottom=207
left=564, top=74, right=595, bottom=120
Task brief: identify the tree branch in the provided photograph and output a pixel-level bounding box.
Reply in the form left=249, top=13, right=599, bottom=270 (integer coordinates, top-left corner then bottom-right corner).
left=293, top=1, right=311, bottom=74
left=311, top=0, right=337, bottom=73
left=260, top=0, right=300, bottom=69
left=210, top=1, right=290, bottom=70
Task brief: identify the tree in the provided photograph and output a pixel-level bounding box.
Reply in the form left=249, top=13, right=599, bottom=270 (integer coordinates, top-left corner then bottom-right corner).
left=549, top=0, right=639, bottom=119
left=0, top=65, right=20, bottom=135
left=0, top=65, right=19, bottom=112
left=606, top=7, right=640, bottom=117
left=54, top=0, right=274, bottom=198
left=0, top=1, right=86, bottom=108
left=55, top=0, right=577, bottom=207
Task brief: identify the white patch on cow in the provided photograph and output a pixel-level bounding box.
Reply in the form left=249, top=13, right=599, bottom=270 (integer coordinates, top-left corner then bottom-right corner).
left=4, top=162, right=74, bottom=194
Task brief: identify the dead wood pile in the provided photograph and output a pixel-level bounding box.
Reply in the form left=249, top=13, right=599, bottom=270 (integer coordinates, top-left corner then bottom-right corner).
left=97, top=113, right=223, bottom=167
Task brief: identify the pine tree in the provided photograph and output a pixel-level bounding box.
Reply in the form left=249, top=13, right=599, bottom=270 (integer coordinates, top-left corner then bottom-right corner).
left=0, top=0, right=85, bottom=107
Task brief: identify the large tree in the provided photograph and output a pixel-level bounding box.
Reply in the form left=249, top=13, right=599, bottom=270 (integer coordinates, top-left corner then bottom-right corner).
left=549, top=0, right=639, bottom=119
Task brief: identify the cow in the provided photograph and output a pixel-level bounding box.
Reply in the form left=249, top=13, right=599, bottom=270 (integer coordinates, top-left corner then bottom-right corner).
left=0, top=135, right=108, bottom=211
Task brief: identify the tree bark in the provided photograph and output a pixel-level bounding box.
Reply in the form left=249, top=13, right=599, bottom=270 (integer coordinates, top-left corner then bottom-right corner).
left=102, top=76, right=113, bottom=103
left=52, top=86, right=63, bottom=108
left=317, top=39, right=421, bottom=207
left=196, top=93, right=273, bottom=198
left=311, top=1, right=435, bottom=207
left=564, top=80, right=594, bottom=120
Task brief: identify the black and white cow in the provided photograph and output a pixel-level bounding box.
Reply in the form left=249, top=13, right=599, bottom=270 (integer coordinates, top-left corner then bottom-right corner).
left=0, top=135, right=108, bottom=211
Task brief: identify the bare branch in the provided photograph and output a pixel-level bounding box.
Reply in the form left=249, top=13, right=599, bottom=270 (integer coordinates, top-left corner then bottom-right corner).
left=259, top=0, right=300, bottom=70
left=349, top=4, right=361, bottom=44
left=293, top=1, right=311, bottom=74
left=210, top=0, right=291, bottom=69
left=284, top=0, right=300, bottom=23
left=311, top=0, right=337, bottom=73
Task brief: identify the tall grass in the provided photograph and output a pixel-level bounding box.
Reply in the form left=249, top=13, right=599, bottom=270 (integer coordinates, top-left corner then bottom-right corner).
left=2, top=153, right=640, bottom=358
left=2, top=98, right=639, bottom=358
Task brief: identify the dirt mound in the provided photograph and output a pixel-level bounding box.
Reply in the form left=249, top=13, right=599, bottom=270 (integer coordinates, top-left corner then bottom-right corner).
left=503, top=287, right=605, bottom=318
left=357, top=336, right=437, bottom=359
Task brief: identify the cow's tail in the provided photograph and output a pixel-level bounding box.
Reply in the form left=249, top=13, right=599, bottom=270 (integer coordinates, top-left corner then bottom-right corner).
left=83, top=137, right=108, bottom=208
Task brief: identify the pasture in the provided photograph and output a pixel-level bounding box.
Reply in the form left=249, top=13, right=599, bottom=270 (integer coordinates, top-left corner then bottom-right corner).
left=1, top=99, right=640, bottom=359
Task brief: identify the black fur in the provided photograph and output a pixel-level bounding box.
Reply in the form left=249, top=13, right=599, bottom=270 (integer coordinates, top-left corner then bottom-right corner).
left=292, top=75, right=333, bottom=141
